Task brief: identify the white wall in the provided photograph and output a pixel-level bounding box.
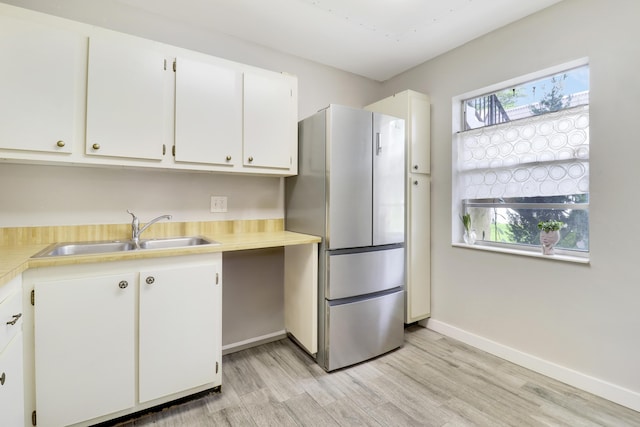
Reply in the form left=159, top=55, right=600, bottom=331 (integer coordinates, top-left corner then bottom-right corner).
left=383, top=0, right=640, bottom=411
left=0, top=163, right=284, bottom=226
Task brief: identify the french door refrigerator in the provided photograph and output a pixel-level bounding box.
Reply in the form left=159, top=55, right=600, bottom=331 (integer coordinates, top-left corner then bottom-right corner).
left=285, top=104, right=405, bottom=371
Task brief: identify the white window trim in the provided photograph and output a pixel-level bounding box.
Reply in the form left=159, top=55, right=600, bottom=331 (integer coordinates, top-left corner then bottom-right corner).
left=451, top=57, right=590, bottom=262
left=453, top=242, right=590, bottom=264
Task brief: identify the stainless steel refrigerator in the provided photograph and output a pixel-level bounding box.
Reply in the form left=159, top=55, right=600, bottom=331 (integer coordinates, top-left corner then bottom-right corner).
left=285, top=104, right=405, bottom=371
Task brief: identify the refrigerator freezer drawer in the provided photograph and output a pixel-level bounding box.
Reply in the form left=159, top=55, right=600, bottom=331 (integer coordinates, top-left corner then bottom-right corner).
left=325, top=289, right=404, bottom=371
left=327, top=247, right=404, bottom=300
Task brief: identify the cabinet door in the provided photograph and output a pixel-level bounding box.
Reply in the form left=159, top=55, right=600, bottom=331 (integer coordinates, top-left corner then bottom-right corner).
left=0, top=14, right=81, bottom=154
left=409, top=94, right=431, bottom=174
left=139, top=261, right=221, bottom=403
left=0, top=333, right=24, bottom=427
left=86, top=35, right=166, bottom=160
left=406, top=174, right=431, bottom=322
left=175, top=56, right=242, bottom=166
left=243, top=72, right=296, bottom=170
left=34, top=273, right=136, bottom=426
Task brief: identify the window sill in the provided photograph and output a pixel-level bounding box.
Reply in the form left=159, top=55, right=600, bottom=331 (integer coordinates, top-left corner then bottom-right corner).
left=452, top=242, right=590, bottom=264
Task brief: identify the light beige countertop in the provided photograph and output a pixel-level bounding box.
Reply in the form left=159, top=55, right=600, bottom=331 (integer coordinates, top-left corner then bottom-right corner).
left=0, top=230, right=321, bottom=287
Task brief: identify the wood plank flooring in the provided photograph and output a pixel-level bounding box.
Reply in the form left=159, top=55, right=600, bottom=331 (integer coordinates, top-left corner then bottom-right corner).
left=116, top=325, right=640, bottom=426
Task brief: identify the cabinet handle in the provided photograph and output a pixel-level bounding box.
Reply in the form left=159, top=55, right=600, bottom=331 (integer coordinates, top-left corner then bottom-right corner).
left=248, top=156, right=254, bottom=163
left=6, top=313, right=22, bottom=326
left=92, top=143, right=101, bottom=150
left=118, top=280, right=128, bottom=289
left=146, top=276, right=155, bottom=285
left=56, top=140, right=66, bottom=148
left=226, top=155, right=232, bottom=161
left=414, top=165, right=419, bottom=170
left=0, top=372, right=5, bottom=386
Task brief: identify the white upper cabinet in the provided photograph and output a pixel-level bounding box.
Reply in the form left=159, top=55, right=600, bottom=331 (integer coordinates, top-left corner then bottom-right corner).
left=243, top=72, right=297, bottom=171
left=174, top=56, right=242, bottom=166
left=86, top=34, right=167, bottom=161
left=409, top=94, right=431, bottom=174
left=0, top=14, right=82, bottom=155
left=0, top=4, right=298, bottom=176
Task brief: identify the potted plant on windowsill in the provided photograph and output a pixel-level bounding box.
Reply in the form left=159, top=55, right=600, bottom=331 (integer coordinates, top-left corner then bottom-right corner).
left=538, top=220, right=563, bottom=255
left=461, top=213, right=476, bottom=245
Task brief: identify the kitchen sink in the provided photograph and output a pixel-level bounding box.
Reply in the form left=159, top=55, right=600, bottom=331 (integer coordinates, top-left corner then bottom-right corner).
left=32, top=236, right=219, bottom=258
left=138, top=236, right=215, bottom=250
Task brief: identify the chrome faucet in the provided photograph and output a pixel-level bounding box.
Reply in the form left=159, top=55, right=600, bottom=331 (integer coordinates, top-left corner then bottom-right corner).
left=127, top=210, right=172, bottom=248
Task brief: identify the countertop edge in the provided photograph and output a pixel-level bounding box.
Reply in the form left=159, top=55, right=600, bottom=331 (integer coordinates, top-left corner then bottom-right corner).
left=0, top=231, right=321, bottom=287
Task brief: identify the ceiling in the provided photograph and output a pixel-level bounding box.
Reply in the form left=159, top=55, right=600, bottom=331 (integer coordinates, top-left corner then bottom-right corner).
left=116, top=0, right=563, bottom=81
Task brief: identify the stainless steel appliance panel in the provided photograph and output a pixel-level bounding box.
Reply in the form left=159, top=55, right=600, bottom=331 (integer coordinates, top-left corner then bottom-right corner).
left=326, top=289, right=404, bottom=371
left=327, top=105, right=373, bottom=250
left=285, top=113, right=327, bottom=238
left=372, top=112, right=405, bottom=246
left=326, top=247, right=404, bottom=300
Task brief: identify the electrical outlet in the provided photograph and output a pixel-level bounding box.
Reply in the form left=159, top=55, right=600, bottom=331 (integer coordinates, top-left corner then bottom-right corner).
left=210, top=196, right=228, bottom=213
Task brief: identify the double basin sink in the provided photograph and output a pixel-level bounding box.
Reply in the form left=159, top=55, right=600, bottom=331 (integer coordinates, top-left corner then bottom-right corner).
left=33, top=236, right=219, bottom=258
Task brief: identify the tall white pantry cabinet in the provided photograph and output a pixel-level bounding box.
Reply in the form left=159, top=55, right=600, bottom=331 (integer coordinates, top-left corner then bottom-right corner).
left=366, top=90, right=431, bottom=323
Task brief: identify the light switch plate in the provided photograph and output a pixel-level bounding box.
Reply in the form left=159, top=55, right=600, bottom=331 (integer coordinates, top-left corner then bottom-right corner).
left=210, top=196, right=228, bottom=213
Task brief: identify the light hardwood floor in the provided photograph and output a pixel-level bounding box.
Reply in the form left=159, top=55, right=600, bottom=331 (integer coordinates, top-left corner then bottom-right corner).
left=116, top=326, right=640, bottom=426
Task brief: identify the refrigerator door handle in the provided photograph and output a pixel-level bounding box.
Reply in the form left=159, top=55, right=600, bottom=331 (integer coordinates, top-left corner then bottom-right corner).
left=375, top=132, right=382, bottom=155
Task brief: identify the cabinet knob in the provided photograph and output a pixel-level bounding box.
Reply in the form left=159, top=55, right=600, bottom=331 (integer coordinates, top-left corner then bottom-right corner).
left=413, top=180, right=419, bottom=186
left=118, top=280, right=128, bottom=289
left=92, top=143, right=101, bottom=150
left=226, top=155, right=232, bottom=161
left=0, top=372, right=5, bottom=386
left=248, top=156, right=254, bottom=163
left=56, top=140, right=66, bottom=148
left=146, top=276, right=155, bottom=285
left=6, top=313, right=22, bottom=326
left=413, top=165, right=419, bottom=170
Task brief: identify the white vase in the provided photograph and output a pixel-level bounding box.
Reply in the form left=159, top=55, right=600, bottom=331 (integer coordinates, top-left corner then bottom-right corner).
left=464, top=229, right=476, bottom=245
left=540, top=230, right=560, bottom=255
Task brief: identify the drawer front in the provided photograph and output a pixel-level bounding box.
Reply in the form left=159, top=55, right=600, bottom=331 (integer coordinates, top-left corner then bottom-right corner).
left=326, top=289, right=404, bottom=371
left=327, top=247, right=404, bottom=300
left=0, top=289, right=23, bottom=351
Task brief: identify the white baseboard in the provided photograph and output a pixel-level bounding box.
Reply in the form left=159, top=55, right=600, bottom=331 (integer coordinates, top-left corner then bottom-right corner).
left=222, top=330, right=288, bottom=355
left=426, top=319, right=640, bottom=413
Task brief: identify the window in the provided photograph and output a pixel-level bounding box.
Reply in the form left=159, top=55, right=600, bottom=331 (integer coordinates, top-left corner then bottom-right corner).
left=453, top=62, right=590, bottom=256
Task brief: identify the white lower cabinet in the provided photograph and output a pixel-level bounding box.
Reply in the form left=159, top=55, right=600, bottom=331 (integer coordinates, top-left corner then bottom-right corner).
left=138, top=263, right=220, bottom=403
left=25, top=254, right=222, bottom=427
left=0, top=333, right=24, bottom=427
left=34, top=272, right=137, bottom=426
left=0, top=276, right=24, bottom=427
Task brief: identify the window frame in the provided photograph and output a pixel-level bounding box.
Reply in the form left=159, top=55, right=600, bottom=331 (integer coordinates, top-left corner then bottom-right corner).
left=451, top=58, right=590, bottom=262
